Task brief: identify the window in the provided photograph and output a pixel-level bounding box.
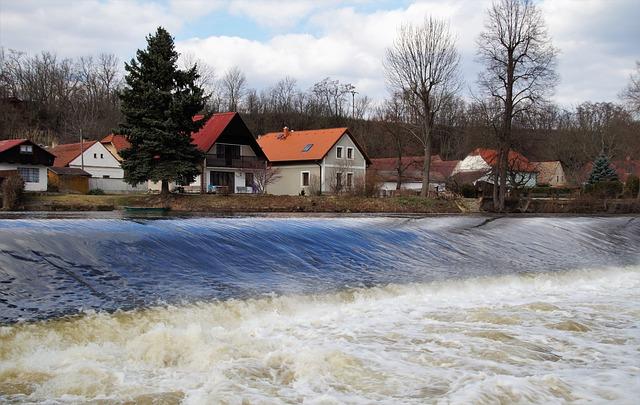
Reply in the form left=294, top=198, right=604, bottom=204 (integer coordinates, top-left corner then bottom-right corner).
left=336, top=146, right=343, bottom=159
left=346, top=172, right=353, bottom=188
left=245, top=172, right=254, bottom=187
left=347, top=147, right=354, bottom=160
left=102, top=175, right=110, bottom=179
left=19, top=144, right=33, bottom=154
left=17, top=167, right=39, bottom=183
left=93, top=153, right=97, bottom=159
left=301, top=171, right=310, bottom=186
left=302, top=144, right=313, bottom=152
left=100, top=154, right=104, bottom=159
left=336, top=172, right=343, bottom=188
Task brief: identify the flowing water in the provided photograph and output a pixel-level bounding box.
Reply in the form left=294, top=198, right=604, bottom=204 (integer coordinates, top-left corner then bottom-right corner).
left=0, top=215, right=639, bottom=403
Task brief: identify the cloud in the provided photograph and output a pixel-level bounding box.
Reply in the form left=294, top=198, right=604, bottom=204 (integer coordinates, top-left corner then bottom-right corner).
left=0, top=0, right=638, bottom=106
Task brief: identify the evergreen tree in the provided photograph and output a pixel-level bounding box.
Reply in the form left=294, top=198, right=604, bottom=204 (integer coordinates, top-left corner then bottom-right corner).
left=588, top=154, right=618, bottom=184
left=119, top=27, right=208, bottom=194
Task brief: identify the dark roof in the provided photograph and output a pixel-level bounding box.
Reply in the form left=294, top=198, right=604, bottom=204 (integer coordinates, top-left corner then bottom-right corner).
left=48, top=167, right=91, bottom=176
left=370, top=155, right=459, bottom=183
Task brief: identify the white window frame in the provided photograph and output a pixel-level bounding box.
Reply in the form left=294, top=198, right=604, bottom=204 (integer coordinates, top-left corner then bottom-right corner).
left=19, top=144, right=33, bottom=154
left=301, top=171, right=310, bottom=187
left=346, top=172, right=354, bottom=188
left=336, top=146, right=343, bottom=159
left=346, top=147, right=354, bottom=160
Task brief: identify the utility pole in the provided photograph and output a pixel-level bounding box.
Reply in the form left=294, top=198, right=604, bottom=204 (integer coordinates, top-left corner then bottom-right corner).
left=350, top=89, right=358, bottom=119
left=80, top=129, right=84, bottom=171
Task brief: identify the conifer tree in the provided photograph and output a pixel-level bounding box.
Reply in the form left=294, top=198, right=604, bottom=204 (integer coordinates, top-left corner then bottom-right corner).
left=588, top=154, right=618, bottom=184
left=119, top=27, right=208, bottom=194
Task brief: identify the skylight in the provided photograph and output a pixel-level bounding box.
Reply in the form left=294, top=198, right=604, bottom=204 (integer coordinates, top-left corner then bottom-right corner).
left=302, top=144, right=313, bottom=152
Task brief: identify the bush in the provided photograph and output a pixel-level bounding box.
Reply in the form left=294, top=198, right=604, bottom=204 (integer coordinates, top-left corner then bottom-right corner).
left=87, top=188, right=105, bottom=195
left=2, top=174, right=25, bottom=210
left=584, top=181, right=623, bottom=198
left=459, top=183, right=477, bottom=198
left=624, top=175, right=639, bottom=197
left=350, top=172, right=382, bottom=197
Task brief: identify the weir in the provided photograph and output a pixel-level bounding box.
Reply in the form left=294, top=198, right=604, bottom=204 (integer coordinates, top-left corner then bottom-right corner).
left=1, top=216, right=638, bottom=323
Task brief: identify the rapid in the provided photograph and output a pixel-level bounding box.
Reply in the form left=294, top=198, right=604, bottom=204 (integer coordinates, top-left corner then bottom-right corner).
left=0, top=216, right=639, bottom=403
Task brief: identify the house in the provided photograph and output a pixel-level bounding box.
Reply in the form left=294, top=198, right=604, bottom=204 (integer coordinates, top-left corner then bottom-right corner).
left=534, top=161, right=567, bottom=187
left=0, top=139, right=55, bottom=191
left=370, top=155, right=459, bottom=195
left=452, top=148, right=538, bottom=188
left=257, top=127, right=370, bottom=195
left=49, top=140, right=144, bottom=193
left=149, top=112, right=268, bottom=193
left=100, top=134, right=130, bottom=162
left=47, top=167, right=91, bottom=194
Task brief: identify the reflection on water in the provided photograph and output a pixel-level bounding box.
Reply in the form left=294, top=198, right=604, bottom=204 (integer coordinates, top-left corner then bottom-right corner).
left=0, top=216, right=639, bottom=403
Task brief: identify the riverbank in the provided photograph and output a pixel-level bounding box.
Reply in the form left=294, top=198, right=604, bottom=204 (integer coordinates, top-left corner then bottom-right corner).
left=21, top=193, right=464, bottom=214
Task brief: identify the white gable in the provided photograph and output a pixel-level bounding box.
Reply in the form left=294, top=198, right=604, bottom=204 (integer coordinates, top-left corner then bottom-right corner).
left=69, top=142, right=121, bottom=169
left=453, top=155, right=491, bottom=174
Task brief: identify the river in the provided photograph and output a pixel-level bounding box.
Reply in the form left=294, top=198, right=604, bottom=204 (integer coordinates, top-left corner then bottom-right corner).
left=0, top=215, right=638, bottom=403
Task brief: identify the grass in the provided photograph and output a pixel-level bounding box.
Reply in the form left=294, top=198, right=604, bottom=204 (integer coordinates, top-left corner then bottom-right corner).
left=22, top=193, right=463, bottom=214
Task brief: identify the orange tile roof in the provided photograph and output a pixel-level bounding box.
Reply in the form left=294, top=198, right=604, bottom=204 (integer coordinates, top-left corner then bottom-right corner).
left=101, top=134, right=130, bottom=151
left=470, top=148, right=537, bottom=172
left=50, top=141, right=97, bottom=167
left=258, top=127, right=370, bottom=163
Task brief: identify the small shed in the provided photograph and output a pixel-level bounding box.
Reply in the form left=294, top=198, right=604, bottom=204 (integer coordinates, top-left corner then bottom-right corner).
left=48, top=167, right=91, bottom=193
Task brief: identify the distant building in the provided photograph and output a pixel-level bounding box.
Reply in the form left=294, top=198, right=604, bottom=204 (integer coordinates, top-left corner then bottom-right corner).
left=0, top=139, right=55, bottom=191
left=581, top=157, right=640, bottom=184
left=47, top=167, right=91, bottom=194
left=370, top=155, right=459, bottom=195
left=100, top=134, right=130, bottom=162
left=257, top=127, right=370, bottom=195
left=534, top=161, right=567, bottom=187
left=452, top=148, right=538, bottom=188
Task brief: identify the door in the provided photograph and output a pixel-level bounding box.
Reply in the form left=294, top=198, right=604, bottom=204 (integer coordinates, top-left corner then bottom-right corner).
left=210, top=171, right=235, bottom=192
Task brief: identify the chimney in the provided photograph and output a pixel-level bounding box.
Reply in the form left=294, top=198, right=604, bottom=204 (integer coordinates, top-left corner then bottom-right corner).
left=283, top=126, right=290, bottom=139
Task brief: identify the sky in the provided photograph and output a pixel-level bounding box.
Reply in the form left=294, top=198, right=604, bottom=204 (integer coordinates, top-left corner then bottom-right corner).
left=1, top=0, right=638, bottom=107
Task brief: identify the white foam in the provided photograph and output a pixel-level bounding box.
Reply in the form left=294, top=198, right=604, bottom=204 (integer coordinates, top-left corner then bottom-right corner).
left=1, top=267, right=639, bottom=404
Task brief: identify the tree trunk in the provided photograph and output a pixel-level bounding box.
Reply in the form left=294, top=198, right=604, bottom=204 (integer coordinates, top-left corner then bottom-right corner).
left=421, top=143, right=432, bottom=198
left=161, top=179, right=170, bottom=196
left=498, top=144, right=508, bottom=211
left=492, top=167, right=499, bottom=211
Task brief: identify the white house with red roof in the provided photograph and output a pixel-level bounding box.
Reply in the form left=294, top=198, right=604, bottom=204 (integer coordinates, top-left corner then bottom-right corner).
left=452, top=148, right=538, bottom=188
left=148, top=112, right=267, bottom=193
left=0, top=139, right=55, bottom=191
left=369, top=155, right=460, bottom=195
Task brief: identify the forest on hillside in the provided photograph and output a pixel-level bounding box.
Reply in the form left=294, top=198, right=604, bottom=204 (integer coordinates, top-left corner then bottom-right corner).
left=1, top=45, right=639, bottom=183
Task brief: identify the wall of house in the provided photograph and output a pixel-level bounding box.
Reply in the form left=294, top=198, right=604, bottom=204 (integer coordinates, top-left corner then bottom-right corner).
left=0, top=163, right=48, bottom=191
left=48, top=172, right=89, bottom=194
left=453, top=155, right=491, bottom=174
left=266, top=164, right=321, bottom=196
left=549, top=165, right=566, bottom=187
left=68, top=142, right=124, bottom=179
left=89, top=178, right=147, bottom=193
left=322, top=134, right=367, bottom=193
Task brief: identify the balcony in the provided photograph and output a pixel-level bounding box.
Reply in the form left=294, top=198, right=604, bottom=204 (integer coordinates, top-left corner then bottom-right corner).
left=206, top=155, right=266, bottom=169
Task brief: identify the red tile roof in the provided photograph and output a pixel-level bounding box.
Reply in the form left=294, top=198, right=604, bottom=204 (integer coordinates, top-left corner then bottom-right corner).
left=191, top=112, right=236, bottom=152
left=0, top=139, right=27, bottom=153
left=101, top=134, right=130, bottom=151
left=471, top=148, right=537, bottom=172
left=258, top=127, right=370, bottom=163
left=49, top=141, right=97, bottom=167
left=370, top=156, right=460, bottom=182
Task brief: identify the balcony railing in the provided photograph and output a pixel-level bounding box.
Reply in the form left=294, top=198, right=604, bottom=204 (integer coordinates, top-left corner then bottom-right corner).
left=206, top=155, right=266, bottom=169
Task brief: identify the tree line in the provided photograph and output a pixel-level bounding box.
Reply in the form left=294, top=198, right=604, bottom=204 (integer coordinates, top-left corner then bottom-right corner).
left=1, top=0, right=639, bottom=203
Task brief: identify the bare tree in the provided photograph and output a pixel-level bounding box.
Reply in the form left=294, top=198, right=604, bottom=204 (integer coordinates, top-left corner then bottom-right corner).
left=220, top=66, right=246, bottom=111
left=384, top=16, right=461, bottom=197
left=477, top=0, right=558, bottom=211
left=622, top=61, right=640, bottom=114
left=253, top=165, right=282, bottom=194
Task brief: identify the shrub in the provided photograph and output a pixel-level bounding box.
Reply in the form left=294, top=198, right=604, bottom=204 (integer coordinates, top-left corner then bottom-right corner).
left=2, top=174, right=25, bottom=210
left=87, top=188, right=105, bottom=195
left=351, top=172, right=382, bottom=197
left=459, top=183, right=477, bottom=198
left=584, top=181, right=623, bottom=198
left=624, top=175, right=639, bottom=197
